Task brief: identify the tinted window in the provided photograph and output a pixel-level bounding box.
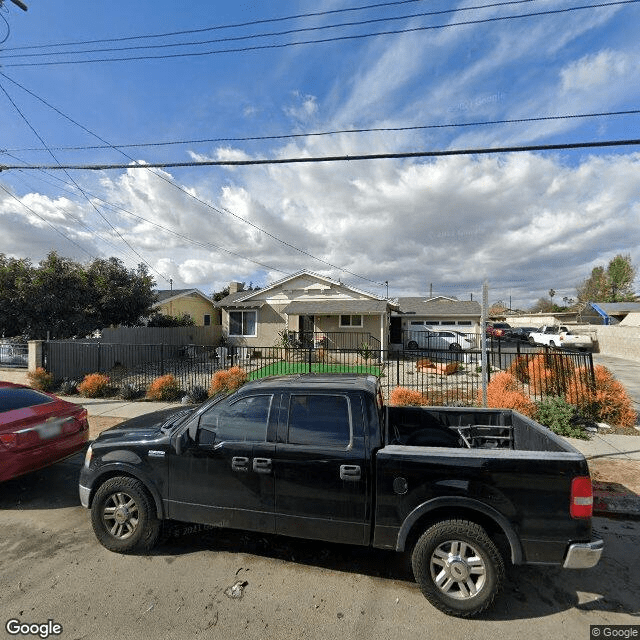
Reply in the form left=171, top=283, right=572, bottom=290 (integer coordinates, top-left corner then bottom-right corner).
left=288, top=395, right=351, bottom=448
left=199, top=394, right=271, bottom=444
left=0, top=388, right=54, bottom=413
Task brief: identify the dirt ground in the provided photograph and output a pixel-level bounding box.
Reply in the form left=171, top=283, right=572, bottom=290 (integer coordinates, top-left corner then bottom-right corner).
left=588, top=458, right=640, bottom=494
left=88, top=416, right=124, bottom=439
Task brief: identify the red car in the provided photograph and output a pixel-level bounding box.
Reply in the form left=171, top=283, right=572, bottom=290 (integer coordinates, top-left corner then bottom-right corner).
left=0, top=382, right=89, bottom=483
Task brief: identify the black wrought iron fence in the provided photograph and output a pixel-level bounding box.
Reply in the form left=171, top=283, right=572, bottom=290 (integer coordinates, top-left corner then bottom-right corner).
left=42, top=340, right=595, bottom=408
left=0, top=341, right=28, bottom=368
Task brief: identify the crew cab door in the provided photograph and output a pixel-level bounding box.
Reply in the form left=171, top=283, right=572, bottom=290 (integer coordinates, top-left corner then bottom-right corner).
left=167, top=393, right=276, bottom=533
left=273, top=392, right=370, bottom=545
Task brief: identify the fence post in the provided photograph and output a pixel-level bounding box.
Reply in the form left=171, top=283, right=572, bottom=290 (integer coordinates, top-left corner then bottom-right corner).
left=160, top=343, right=165, bottom=376
left=308, top=347, right=312, bottom=373
left=27, top=340, right=44, bottom=372
left=396, top=351, right=400, bottom=386
left=97, top=342, right=102, bottom=372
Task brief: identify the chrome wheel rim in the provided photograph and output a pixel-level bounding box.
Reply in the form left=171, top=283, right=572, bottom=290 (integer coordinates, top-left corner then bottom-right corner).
left=430, top=540, right=487, bottom=599
left=102, top=491, right=139, bottom=540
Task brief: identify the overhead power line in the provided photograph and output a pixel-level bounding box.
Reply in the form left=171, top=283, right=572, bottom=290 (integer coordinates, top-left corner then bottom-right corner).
left=2, top=0, right=636, bottom=67
left=0, top=73, right=387, bottom=288
left=3, top=108, right=639, bottom=153
left=2, top=139, right=638, bottom=171
left=0, top=0, right=541, bottom=60
left=0, top=182, right=94, bottom=258
left=1, top=0, right=430, bottom=50
left=0, top=79, right=168, bottom=282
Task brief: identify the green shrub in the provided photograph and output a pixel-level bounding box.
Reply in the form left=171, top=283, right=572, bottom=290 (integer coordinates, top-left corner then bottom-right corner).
left=536, top=396, right=588, bottom=439
left=58, top=378, right=79, bottom=395
left=186, top=385, right=209, bottom=403
left=120, top=383, right=144, bottom=400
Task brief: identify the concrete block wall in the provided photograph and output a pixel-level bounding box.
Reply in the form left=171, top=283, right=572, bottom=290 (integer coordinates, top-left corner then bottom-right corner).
left=593, top=326, right=640, bottom=362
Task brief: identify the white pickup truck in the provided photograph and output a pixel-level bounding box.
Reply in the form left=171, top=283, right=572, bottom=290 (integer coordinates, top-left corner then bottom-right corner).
left=528, top=326, right=593, bottom=350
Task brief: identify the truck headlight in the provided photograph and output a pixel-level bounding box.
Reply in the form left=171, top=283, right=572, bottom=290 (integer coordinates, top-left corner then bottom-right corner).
left=84, top=445, right=93, bottom=468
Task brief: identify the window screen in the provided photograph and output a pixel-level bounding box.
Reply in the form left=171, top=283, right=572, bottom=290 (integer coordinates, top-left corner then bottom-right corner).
left=198, top=394, right=271, bottom=444
left=288, top=394, right=351, bottom=447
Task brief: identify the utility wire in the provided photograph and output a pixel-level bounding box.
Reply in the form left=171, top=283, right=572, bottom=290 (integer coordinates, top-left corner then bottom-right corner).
left=4, top=108, right=639, bottom=153
left=2, top=139, right=638, bottom=171
left=0, top=182, right=94, bottom=258
left=5, top=158, right=294, bottom=276
left=0, top=0, right=541, bottom=60
left=0, top=72, right=387, bottom=288
left=3, top=0, right=636, bottom=67
left=1, top=0, right=431, bottom=50
left=0, top=79, right=168, bottom=282
left=9, top=168, right=144, bottom=260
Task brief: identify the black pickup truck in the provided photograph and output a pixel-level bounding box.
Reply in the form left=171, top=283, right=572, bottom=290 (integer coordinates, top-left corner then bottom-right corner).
left=79, top=374, right=602, bottom=617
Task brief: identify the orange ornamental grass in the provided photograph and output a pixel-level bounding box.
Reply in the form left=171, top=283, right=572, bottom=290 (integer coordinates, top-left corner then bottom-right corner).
left=27, top=366, right=55, bottom=391
left=208, top=367, right=248, bottom=396
left=566, top=365, right=636, bottom=429
left=389, top=387, right=429, bottom=406
left=78, top=373, right=111, bottom=398
left=478, top=372, right=536, bottom=418
left=146, top=374, right=181, bottom=401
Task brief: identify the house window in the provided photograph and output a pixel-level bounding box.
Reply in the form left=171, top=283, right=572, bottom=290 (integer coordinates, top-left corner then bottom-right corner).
left=339, top=314, right=363, bottom=328
left=457, top=321, right=472, bottom=326
left=229, top=310, right=257, bottom=337
left=441, top=320, right=456, bottom=325
left=203, top=314, right=211, bottom=326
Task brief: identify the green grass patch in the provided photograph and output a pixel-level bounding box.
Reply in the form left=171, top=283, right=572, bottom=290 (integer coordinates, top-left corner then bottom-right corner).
left=249, top=361, right=381, bottom=380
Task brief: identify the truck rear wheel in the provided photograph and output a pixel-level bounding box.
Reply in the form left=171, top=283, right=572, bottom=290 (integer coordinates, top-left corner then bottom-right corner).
left=91, top=476, right=161, bottom=554
left=411, top=519, right=504, bottom=617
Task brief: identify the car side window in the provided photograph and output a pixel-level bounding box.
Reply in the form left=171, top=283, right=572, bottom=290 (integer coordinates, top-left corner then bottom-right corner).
left=198, top=394, right=272, bottom=445
left=287, top=394, right=351, bottom=448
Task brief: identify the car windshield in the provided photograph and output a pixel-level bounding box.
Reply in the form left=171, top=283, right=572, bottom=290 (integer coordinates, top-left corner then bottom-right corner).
left=0, top=387, right=54, bottom=413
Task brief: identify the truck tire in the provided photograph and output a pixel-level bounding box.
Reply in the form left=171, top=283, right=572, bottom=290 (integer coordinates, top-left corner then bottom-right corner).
left=91, top=476, right=161, bottom=554
left=411, top=519, right=504, bottom=617
left=407, top=340, right=419, bottom=350
left=528, top=336, right=536, bottom=345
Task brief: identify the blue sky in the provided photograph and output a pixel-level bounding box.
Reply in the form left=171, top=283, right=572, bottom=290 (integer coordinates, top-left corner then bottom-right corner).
left=0, top=0, right=639, bottom=308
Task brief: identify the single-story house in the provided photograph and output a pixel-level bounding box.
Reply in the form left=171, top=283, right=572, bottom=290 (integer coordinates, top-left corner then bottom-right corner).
left=215, top=271, right=396, bottom=350
left=390, top=296, right=482, bottom=347
left=155, top=289, right=219, bottom=327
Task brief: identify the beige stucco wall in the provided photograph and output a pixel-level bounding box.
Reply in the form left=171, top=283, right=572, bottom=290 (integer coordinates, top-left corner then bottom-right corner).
left=0, top=368, right=29, bottom=384
left=157, top=293, right=219, bottom=327
left=222, top=275, right=390, bottom=349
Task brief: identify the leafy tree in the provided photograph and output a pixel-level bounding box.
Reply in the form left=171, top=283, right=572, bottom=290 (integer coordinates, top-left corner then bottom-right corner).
left=0, top=255, right=31, bottom=337
left=211, top=286, right=230, bottom=302
left=86, top=258, right=157, bottom=329
left=577, top=254, right=637, bottom=302
left=0, top=251, right=157, bottom=339
left=147, top=312, right=195, bottom=327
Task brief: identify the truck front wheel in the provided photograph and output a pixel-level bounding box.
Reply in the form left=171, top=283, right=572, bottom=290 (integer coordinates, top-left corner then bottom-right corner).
left=91, top=476, right=161, bottom=554
left=411, top=519, right=504, bottom=617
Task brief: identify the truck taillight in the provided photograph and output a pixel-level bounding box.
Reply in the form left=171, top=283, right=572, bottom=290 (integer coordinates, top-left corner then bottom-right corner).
left=570, top=476, right=593, bottom=518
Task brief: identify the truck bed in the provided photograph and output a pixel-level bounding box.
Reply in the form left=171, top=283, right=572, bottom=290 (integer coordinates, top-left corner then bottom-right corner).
left=386, top=405, right=574, bottom=452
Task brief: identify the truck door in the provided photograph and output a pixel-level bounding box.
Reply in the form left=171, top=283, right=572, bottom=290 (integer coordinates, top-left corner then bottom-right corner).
left=167, top=393, right=276, bottom=533
left=273, top=392, right=370, bottom=545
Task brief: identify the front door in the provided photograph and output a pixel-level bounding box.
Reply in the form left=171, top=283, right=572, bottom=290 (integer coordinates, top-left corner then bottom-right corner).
left=167, top=393, right=277, bottom=533
left=299, top=315, right=315, bottom=347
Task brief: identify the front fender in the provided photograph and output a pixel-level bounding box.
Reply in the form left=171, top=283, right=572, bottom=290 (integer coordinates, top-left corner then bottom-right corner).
left=84, top=462, right=165, bottom=520
left=396, top=496, right=523, bottom=564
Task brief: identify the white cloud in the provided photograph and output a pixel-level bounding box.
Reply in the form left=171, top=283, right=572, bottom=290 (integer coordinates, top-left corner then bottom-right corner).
left=561, top=49, right=636, bottom=92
